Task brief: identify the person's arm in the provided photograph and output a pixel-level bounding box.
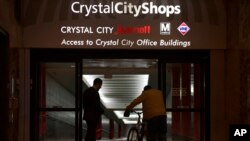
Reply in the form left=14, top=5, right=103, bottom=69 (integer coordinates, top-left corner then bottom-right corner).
left=97, top=95, right=104, bottom=114
left=126, top=93, right=144, bottom=110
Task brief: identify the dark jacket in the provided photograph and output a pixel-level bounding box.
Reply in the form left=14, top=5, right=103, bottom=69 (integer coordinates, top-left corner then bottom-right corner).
left=82, top=87, right=104, bottom=121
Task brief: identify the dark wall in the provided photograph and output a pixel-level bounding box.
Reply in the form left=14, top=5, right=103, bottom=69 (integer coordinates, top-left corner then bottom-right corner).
left=0, top=28, right=9, bottom=141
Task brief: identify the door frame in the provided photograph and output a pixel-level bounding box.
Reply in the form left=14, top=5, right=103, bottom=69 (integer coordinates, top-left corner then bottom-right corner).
left=30, top=49, right=210, bottom=141
left=158, top=57, right=210, bottom=141
left=0, top=27, right=9, bottom=141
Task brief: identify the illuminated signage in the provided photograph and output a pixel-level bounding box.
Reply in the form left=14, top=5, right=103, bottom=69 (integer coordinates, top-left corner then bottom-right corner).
left=71, top=1, right=181, bottom=17
left=22, top=0, right=226, bottom=49
left=160, top=22, right=171, bottom=35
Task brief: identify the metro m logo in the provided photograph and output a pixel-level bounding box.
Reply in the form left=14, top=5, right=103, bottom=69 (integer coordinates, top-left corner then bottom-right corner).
left=160, top=22, right=170, bottom=35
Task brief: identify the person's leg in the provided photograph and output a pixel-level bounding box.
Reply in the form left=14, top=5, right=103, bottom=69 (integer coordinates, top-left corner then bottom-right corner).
left=147, top=117, right=158, bottom=141
left=157, top=115, right=167, bottom=141
left=85, top=120, right=97, bottom=141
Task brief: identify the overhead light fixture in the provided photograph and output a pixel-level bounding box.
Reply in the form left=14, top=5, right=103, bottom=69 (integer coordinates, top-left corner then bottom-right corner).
left=82, top=74, right=149, bottom=106
left=114, top=110, right=143, bottom=124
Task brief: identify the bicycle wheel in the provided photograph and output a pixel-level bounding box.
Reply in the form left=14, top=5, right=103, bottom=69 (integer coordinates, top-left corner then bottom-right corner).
left=127, top=127, right=139, bottom=141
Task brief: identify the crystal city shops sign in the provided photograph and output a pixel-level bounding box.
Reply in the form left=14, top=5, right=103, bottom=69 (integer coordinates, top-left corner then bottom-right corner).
left=22, top=0, right=226, bottom=49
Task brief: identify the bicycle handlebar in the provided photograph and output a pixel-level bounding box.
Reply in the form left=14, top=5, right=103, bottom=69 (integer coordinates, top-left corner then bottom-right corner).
left=132, top=110, right=142, bottom=115
left=124, top=109, right=142, bottom=117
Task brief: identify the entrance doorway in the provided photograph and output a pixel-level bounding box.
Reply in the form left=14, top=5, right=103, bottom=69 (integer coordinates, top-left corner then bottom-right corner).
left=30, top=49, right=209, bottom=141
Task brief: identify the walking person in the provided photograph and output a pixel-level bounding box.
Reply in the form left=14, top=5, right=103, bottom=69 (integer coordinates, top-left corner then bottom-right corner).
left=125, top=85, right=167, bottom=141
left=83, top=78, right=104, bottom=141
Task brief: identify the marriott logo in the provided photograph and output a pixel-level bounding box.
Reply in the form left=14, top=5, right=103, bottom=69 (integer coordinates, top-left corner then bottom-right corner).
left=115, top=25, right=151, bottom=34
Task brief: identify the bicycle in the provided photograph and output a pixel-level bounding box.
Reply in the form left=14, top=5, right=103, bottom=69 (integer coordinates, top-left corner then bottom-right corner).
left=124, top=110, right=147, bottom=141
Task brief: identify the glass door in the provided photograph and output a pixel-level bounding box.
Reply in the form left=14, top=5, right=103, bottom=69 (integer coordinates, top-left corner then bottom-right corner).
left=31, top=62, right=81, bottom=141
left=81, top=59, right=159, bottom=139
left=160, top=63, right=208, bottom=141
left=30, top=50, right=209, bottom=141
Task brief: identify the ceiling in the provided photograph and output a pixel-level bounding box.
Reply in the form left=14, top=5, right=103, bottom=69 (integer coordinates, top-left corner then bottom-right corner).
left=46, top=59, right=158, bottom=124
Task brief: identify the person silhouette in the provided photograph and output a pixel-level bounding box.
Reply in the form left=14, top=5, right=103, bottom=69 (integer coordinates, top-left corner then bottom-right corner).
left=125, top=85, right=167, bottom=141
left=83, top=78, right=104, bottom=141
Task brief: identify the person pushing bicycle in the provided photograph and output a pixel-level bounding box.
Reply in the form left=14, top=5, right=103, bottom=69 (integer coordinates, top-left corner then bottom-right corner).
left=125, top=85, right=167, bottom=141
